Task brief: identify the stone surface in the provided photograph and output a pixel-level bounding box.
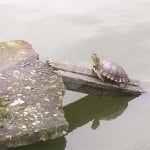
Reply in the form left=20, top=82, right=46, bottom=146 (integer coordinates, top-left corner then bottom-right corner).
left=0, top=40, right=68, bottom=149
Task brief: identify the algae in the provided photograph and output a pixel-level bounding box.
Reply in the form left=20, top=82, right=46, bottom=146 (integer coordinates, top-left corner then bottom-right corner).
left=0, top=97, right=8, bottom=128
left=0, top=98, right=8, bottom=117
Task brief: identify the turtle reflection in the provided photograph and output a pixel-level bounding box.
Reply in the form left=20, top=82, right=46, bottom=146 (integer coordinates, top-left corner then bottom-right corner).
left=64, top=95, right=134, bottom=131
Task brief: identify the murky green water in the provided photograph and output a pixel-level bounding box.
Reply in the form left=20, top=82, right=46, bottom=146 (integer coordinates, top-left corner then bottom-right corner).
left=1, top=0, right=150, bottom=149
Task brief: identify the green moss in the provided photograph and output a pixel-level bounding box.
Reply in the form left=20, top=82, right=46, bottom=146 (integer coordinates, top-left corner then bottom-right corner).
left=0, top=41, right=23, bottom=62
left=0, top=98, right=8, bottom=117
left=0, top=97, right=8, bottom=118
left=0, top=107, right=8, bottom=118
left=51, top=130, right=67, bottom=140
left=0, top=122, right=4, bottom=128
left=39, top=130, right=49, bottom=141
left=0, top=97, right=4, bottom=105
left=0, top=97, right=8, bottom=128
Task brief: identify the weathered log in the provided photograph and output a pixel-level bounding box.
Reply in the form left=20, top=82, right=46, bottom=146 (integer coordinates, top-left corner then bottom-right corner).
left=47, top=60, right=144, bottom=96
left=0, top=41, right=68, bottom=149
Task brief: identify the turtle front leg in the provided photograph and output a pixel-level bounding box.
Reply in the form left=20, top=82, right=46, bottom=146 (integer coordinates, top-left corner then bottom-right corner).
left=93, top=66, right=104, bottom=82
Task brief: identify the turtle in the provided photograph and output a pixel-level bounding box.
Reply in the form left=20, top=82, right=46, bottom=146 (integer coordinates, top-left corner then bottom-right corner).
left=91, top=53, right=129, bottom=85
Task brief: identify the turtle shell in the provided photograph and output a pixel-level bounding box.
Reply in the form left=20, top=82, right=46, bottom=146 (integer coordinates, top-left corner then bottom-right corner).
left=99, top=60, right=129, bottom=83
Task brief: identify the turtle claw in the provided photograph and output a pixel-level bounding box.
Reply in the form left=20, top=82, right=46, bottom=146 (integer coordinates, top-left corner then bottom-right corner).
left=93, top=67, right=104, bottom=82
left=97, top=75, right=104, bottom=82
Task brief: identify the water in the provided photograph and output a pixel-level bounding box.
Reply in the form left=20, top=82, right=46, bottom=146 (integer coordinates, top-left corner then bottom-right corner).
left=1, top=0, right=150, bottom=149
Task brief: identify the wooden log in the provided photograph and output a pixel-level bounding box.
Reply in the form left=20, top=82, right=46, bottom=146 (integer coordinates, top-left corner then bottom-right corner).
left=47, top=60, right=144, bottom=96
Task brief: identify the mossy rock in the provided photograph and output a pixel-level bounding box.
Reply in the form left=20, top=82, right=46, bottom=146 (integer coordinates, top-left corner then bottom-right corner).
left=0, top=40, right=68, bottom=149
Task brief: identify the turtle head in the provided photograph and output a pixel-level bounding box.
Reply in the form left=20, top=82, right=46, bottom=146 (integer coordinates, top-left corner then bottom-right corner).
left=91, top=53, right=100, bottom=67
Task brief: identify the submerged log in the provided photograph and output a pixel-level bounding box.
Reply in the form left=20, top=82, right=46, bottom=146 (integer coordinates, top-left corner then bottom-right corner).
left=47, top=60, right=144, bottom=96
left=0, top=41, right=68, bottom=149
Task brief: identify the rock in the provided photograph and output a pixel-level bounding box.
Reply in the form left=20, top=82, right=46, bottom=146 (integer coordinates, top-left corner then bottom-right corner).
left=0, top=40, right=68, bottom=149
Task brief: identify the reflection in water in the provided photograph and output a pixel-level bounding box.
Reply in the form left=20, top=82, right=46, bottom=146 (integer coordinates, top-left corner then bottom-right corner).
left=9, top=94, right=135, bottom=150
left=64, top=95, right=134, bottom=131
